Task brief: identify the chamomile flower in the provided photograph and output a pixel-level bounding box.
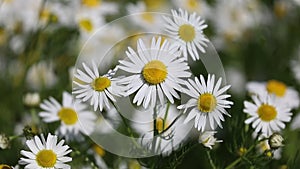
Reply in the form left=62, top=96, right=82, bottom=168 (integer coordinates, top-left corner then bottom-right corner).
left=164, top=8, right=209, bottom=61
left=126, top=1, right=164, bottom=32
left=178, top=74, right=233, bottom=132
left=244, top=92, right=292, bottom=136
left=39, top=92, right=96, bottom=140
left=118, top=37, right=191, bottom=108
left=19, top=133, right=72, bottom=169
left=199, top=131, right=222, bottom=149
left=171, top=0, right=211, bottom=18
left=73, top=62, right=121, bottom=111
left=246, top=80, right=299, bottom=109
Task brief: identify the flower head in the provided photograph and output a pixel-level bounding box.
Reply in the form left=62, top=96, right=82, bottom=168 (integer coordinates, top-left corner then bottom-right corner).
left=118, top=37, right=191, bottom=108
left=199, top=131, right=222, bottom=149
left=164, top=8, right=208, bottom=60
left=39, top=91, right=96, bottom=140
left=73, top=62, right=122, bottom=111
left=246, top=80, right=299, bottom=109
left=268, top=133, right=284, bottom=150
left=178, top=74, right=233, bottom=131
left=244, top=92, right=292, bottom=136
left=0, top=134, right=10, bottom=149
left=19, top=134, right=72, bottom=169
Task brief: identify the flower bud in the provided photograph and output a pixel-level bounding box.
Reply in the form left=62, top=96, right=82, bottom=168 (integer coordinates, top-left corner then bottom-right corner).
left=268, top=133, right=284, bottom=150
left=0, top=134, right=10, bottom=149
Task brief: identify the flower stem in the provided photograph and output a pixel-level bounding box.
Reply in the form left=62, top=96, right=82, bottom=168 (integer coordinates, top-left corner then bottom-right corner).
left=206, top=150, right=217, bottom=169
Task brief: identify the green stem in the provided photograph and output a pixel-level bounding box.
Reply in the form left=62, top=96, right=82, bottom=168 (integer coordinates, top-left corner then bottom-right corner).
left=206, top=151, right=217, bottom=169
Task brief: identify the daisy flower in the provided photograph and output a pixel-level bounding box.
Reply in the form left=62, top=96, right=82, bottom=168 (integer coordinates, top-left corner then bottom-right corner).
left=164, top=8, right=209, bottom=61
left=244, top=92, right=292, bottom=136
left=246, top=80, right=299, bottom=109
left=73, top=62, right=122, bottom=111
left=39, top=91, right=96, bottom=140
left=178, top=74, right=233, bottom=132
left=171, top=0, right=211, bottom=18
left=19, top=133, right=72, bottom=169
left=199, top=131, right=222, bottom=149
left=118, top=37, right=191, bottom=108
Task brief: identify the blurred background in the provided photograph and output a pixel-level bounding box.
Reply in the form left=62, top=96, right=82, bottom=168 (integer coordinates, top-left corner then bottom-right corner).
left=0, top=0, right=300, bottom=168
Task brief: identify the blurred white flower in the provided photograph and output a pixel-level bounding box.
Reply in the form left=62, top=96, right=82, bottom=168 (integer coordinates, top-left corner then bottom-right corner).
left=246, top=80, right=299, bottom=109
left=26, top=61, right=58, bottom=91
left=164, top=8, right=209, bottom=61
left=19, top=133, right=72, bottom=169
left=199, top=131, right=222, bottom=149
left=225, top=66, right=246, bottom=96
left=23, top=92, right=41, bottom=107
left=211, top=0, right=266, bottom=49
left=39, top=91, right=97, bottom=141
left=178, top=74, right=233, bottom=132
left=244, top=92, right=292, bottom=137
left=0, top=0, right=43, bottom=32
left=171, top=0, right=211, bottom=18
left=126, top=1, right=164, bottom=32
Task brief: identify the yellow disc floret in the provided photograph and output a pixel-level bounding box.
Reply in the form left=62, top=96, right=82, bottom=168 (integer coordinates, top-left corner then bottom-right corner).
left=58, top=108, right=78, bottom=125
left=142, top=60, right=167, bottom=85
left=178, top=24, right=196, bottom=42
left=266, top=80, right=287, bottom=97
left=92, top=77, right=111, bottom=91
left=0, top=164, right=12, bottom=169
left=155, top=118, right=168, bottom=133
left=257, top=104, right=277, bottom=122
left=82, top=0, right=101, bottom=7
left=79, top=19, right=93, bottom=32
left=36, top=150, right=57, bottom=168
left=198, top=93, right=217, bottom=113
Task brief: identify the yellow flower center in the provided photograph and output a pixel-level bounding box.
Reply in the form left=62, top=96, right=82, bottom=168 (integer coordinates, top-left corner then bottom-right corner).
left=178, top=24, right=196, bottom=42
left=144, top=0, right=163, bottom=10
left=40, top=9, right=58, bottom=23
left=81, top=0, right=101, bottom=7
left=58, top=108, right=78, bottom=125
left=266, top=80, right=286, bottom=97
left=93, top=144, right=105, bottom=157
left=36, top=150, right=57, bottom=168
left=187, top=0, right=199, bottom=10
left=142, top=60, right=167, bottom=85
left=237, top=147, right=247, bottom=156
left=198, top=93, right=217, bottom=113
left=274, top=1, right=287, bottom=19
left=155, top=118, right=169, bottom=133
left=92, top=77, right=111, bottom=91
left=128, top=160, right=142, bottom=169
left=257, top=104, right=277, bottom=122
left=79, top=19, right=93, bottom=32
left=0, top=164, right=11, bottom=169
left=141, top=13, right=154, bottom=23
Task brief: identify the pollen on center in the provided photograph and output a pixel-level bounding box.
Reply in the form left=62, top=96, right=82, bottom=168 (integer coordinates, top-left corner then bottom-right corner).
left=142, top=60, right=167, bottom=85
left=178, top=24, right=196, bottom=42
left=198, top=93, right=217, bottom=113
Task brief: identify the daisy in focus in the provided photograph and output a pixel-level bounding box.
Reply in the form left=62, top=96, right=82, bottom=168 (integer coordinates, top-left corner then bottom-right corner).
left=118, top=37, right=191, bottom=108
left=244, top=92, right=292, bottom=136
left=178, top=74, right=233, bottom=132
left=73, top=61, right=122, bottom=111
left=246, top=80, right=300, bottom=109
left=39, top=91, right=96, bottom=140
left=19, top=133, right=72, bottom=169
left=164, top=8, right=209, bottom=61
